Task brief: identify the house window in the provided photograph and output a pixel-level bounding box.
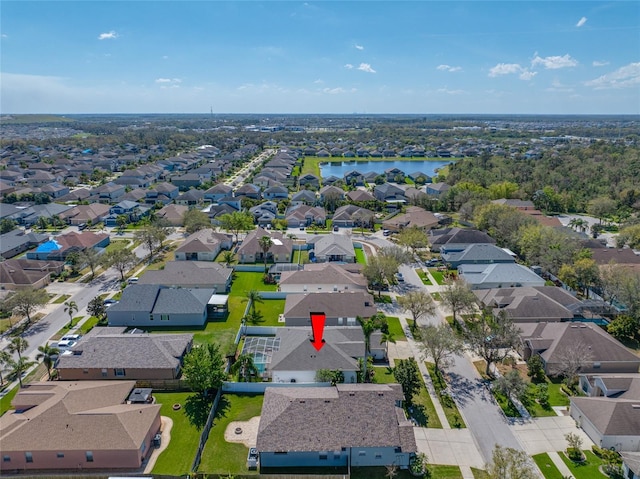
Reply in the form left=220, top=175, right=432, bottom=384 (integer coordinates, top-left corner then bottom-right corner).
left=83, top=369, right=89, bottom=374
left=161, top=314, right=169, bottom=321
left=274, top=451, right=288, bottom=455
left=57, top=453, right=64, bottom=458
left=3, top=456, right=10, bottom=462
left=358, top=451, right=366, bottom=457
left=319, top=453, right=328, bottom=460
left=338, top=317, right=344, bottom=325
left=114, top=368, right=126, bottom=377
left=593, top=362, right=601, bottom=369
left=347, top=317, right=356, bottom=325
left=101, top=368, right=108, bottom=377
left=375, top=454, right=382, bottom=459
left=86, top=451, right=94, bottom=462
left=25, top=452, right=33, bottom=463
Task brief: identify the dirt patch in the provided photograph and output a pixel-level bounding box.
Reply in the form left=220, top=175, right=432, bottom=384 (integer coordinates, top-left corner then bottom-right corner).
left=224, top=416, right=260, bottom=447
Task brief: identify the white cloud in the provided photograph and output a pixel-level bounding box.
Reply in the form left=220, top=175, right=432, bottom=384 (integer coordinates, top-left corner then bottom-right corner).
left=437, top=64, right=462, bottom=72
left=323, top=87, right=346, bottom=94
left=576, top=17, right=587, bottom=27
left=585, top=62, right=640, bottom=89
left=155, top=78, right=182, bottom=87
left=344, top=63, right=354, bottom=69
left=355, top=44, right=364, bottom=50
left=98, top=31, right=118, bottom=40
left=357, top=63, right=376, bottom=73
left=532, top=54, right=578, bottom=69
left=519, top=70, right=537, bottom=81
left=313, top=79, right=324, bottom=84
left=592, top=60, right=609, bottom=67
left=546, top=79, right=574, bottom=92
left=437, top=88, right=466, bottom=95
left=1, top=34, right=7, bottom=39
left=489, top=63, right=523, bottom=77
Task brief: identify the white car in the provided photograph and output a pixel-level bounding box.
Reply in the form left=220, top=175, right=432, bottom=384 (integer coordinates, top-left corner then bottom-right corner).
left=56, top=339, right=77, bottom=351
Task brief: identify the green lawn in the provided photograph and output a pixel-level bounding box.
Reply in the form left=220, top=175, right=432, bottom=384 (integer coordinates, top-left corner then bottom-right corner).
left=79, top=316, right=100, bottom=335
left=425, top=362, right=466, bottom=428
left=415, top=269, right=431, bottom=284
left=197, top=394, right=264, bottom=474
left=51, top=294, right=71, bottom=304
left=432, top=292, right=442, bottom=301
left=0, top=385, right=19, bottom=416
left=533, top=453, right=566, bottom=479
left=252, top=299, right=285, bottom=326
left=428, top=465, right=464, bottom=479
left=385, top=316, right=407, bottom=341
left=231, top=272, right=278, bottom=295
left=409, top=370, right=443, bottom=429
left=428, top=268, right=446, bottom=285
left=350, top=465, right=462, bottom=479
left=355, top=247, right=367, bottom=264
left=152, top=392, right=208, bottom=476
left=292, top=249, right=310, bottom=264
left=547, top=378, right=571, bottom=406
left=492, top=389, right=521, bottom=418
left=559, top=450, right=607, bottom=479
left=470, top=468, right=490, bottom=479
left=373, top=366, right=396, bottom=384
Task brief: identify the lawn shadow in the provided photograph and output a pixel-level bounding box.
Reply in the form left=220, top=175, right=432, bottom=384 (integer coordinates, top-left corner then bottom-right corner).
left=184, top=393, right=214, bottom=430
left=447, top=372, right=490, bottom=406
left=407, top=403, right=429, bottom=427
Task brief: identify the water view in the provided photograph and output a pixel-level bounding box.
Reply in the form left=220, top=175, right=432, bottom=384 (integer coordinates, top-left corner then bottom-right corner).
left=319, top=159, right=451, bottom=178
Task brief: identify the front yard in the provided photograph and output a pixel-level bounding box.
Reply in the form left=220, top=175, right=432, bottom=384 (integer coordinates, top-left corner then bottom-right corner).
left=559, top=450, right=608, bottom=479
left=355, top=247, right=367, bottom=264
left=425, top=362, right=466, bottom=428
left=385, top=316, right=407, bottom=341
left=532, top=453, right=566, bottom=479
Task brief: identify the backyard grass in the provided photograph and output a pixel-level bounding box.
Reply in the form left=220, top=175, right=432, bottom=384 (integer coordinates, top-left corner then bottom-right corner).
left=559, top=450, right=607, bottom=479
left=51, top=294, right=71, bottom=304
left=425, top=362, right=466, bottom=428
left=197, top=394, right=264, bottom=474
left=252, top=299, right=285, bottom=326
left=0, top=385, right=19, bottom=416
left=373, top=366, right=396, bottom=384
left=546, top=378, right=571, bottom=406
left=292, top=249, right=310, bottom=264
left=429, top=268, right=446, bottom=285
left=415, top=269, right=432, bottom=284
left=79, top=316, right=100, bottom=335
left=385, top=316, right=407, bottom=341
left=533, top=453, right=566, bottom=479
left=152, top=392, right=207, bottom=476
left=408, top=369, right=443, bottom=429
left=492, top=389, right=521, bottom=418
left=231, top=272, right=278, bottom=295
left=355, top=247, right=367, bottom=264
left=470, top=468, right=490, bottom=479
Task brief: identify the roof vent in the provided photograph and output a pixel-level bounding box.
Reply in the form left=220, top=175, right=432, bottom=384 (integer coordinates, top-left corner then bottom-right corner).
left=632, top=404, right=640, bottom=409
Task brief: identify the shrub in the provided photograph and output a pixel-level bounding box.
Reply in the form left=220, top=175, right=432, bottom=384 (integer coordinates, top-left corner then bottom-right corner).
left=566, top=447, right=583, bottom=462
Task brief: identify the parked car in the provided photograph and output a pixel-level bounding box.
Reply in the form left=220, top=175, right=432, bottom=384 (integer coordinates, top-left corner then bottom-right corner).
left=127, top=276, right=139, bottom=284
left=395, top=272, right=404, bottom=282
left=382, top=229, right=391, bottom=236
left=56, top=339, right=77, bottom=351
left=61, top=334, right=81, bottom=342
left=333, top=225, right=339, bottom=232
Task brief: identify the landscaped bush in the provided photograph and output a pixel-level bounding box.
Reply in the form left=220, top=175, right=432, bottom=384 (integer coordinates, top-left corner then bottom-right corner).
left=566, top=447, right=583, bottom=462
left=592, top=445, right=622, bottom=465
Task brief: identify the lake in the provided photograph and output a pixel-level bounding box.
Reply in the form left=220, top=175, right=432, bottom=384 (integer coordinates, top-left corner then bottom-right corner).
left=319, top=159, right=451, bottom=178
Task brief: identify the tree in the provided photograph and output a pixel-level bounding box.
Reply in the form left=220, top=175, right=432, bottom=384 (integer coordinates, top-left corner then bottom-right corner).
left=494, top=369, right=528, bottom=402
left=0, top=350, right=11, bottom=386
left=571, top=258, right=600, bottom=298
left=393, top=358, right=421, bottom=406
left=79, top=247, right=101, bottom=280
left=517, top=224, right=580, bottom=275
left=485, top=445, right=537, bottom=479
left=36, top=342, right=60, bottom=380
left=526, top=354, right=546, bottom=383
left=258, top=235, right=273, bottom=273
left=588, top=196, right=617, bottom=224
left=397, top=290, right=436, bottom=333
left=184, top=209, right=211, bottom=234
left=599, top=264, right=640, bottom=317
left=101, top=247, right=137, bottom=281
left=66, top=251, right=81, bottom=274
left=230, top=354, right=259, bottom=382
left=396, top=225, right=428, bottom=259
left=245, top=290, right=263, bottom=315
left=182, top=343, right=226, bottom=397
left=379, top=245, right=413, bottom=265
left=616, top=224, right=640, bottom=249
left=357, top=314, right=387, bottom=382
left=134, top=222, right=172, bottom=260
left=315, top=369, right=345, bottom=385
left=608, top=315, right=640, bottom=341
left=474, top=203, right=535, bottom=249
left=418, top=324, right=463, bottom=375
left=550, top=340, right=593, bottom=388
left=8, top=357, right=35, bottom=388
left=64, top=300, right=78, bottom=328
left=8, top=336, right=29, bottom=360
left=0, top=218, right=16, bottom=234
left=6, top=288, right=49, bottom=326
left=465, top=310, right=521, bottom=378
left=440, top=279, right=476, bottom=326
left=87, top=296, right=107, bottom=320
left=116, top=214, right=129, bottom=233
left=219, top=211, right=254, bottom=244
left=222, top=251, right=236, bottom=268
left=363, top=254, right=398, bottom=297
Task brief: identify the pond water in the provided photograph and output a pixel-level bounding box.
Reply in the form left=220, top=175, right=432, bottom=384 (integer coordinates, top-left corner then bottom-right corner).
left=319, top=159, right=451, bottom=178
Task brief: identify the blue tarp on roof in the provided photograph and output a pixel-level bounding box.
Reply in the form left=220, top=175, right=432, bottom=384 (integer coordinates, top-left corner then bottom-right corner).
left=35, top=239, right=61, bottom=253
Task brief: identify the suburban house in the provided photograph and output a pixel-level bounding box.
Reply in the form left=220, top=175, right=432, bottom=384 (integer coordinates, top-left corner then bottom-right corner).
left=93, top=182, right=125, bottom=203
left=0, top=259, right=65, bottom=291
left=172, top=173, right=203, bottom=190
left=256, top=384, right=416, bottom=470
left=442, top=243, right=516, bottom=268
left=426, top=182, right=450, bottom=196
left=108, top=200, right=150, bottom=224
left=235, top=183, right=261, bottom=200
left=298, top=173, right=320, bottom=189
left=284, top=291, right=377, bottom=326
left=27, top=231, right=110, bottom=261
left=174, top=229, right=232, bottom=261
left=262, top=184, right=289, bottom=200
left=0, top=230, right=48, bottom=259
left=268, top=327, right=384, bottom=383
left=344, top=170, right=365, bottom=186
left=237, top=227, right=293, bottom=264
left=385, top=167, right=405, bottom=182
left=107, top=284, right=216, bottom=328
left=175, top=189, right=205, bottom=206
left=279, top=263, right=367, bottom=293
left=332, top=205, right=375, bottom=228
left=250, top=203, right=278, bottom=227
left=474, top=286, right=580, bottom=322
left=56, top=327, right=193, bottom=381
left=59, top=203, right=111, bottom=226
left=290, top=189, right=317, bottom=206
left=138, top=261, right=233, bottom=293
left=570, top=374, right=640, bottom=452
left=382, top=206, right=439, bottom=232
left=204, top=183, right=233, bottom=203
left=428, top=227, right=496, bottom=252
left=458, top=263, right=545, bottom=290
left=346, top=189, right=376, bottom=203
left=517, top=322, right=640, bottom=375
left=156, top=204, right=189, bottom=226
left=308, top=234, right=355, bottom=263
left=0, top=381, right=161, bottom=472
left=285, top=204, right=327, bottom=228
left=319, top=185, right=345, bottom=202
left=373, top=183, right=406, bottom=202
left=622, top=452, right=640, bottom=479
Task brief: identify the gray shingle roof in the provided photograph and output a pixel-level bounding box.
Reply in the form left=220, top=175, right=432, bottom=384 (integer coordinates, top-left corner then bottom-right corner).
left=284, top=292, right=377, bottom=319
left=312, top=234, right=355, bottom=258
left=571, top=397, right=640, bottom=436
left=459, top=263, right=544, bottom=287
left=443, top=243, right=515, bottom=264
left=257, top=384, right=416, bottom=453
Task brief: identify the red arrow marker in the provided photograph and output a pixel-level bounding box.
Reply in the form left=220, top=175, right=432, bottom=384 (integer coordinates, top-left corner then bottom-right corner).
left=310, top=312, right=326, bottom=351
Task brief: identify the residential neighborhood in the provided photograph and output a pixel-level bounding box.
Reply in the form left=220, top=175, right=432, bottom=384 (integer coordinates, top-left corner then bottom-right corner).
left=0, top=115, right=639, bottom=479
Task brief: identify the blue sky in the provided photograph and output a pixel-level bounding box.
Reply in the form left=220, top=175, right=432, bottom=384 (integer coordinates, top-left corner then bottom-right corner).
left=1, top=1, right=639, bottom=114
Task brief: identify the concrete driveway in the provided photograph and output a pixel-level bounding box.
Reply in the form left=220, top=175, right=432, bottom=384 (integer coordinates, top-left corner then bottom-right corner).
left=413, top=428, right=485, bottom=468
left=510, top=416, right=594, bottom=455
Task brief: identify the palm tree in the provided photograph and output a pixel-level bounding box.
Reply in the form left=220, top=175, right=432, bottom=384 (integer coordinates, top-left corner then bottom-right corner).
left=222, top=251, right=236, bottom=268
left=357, top=314, right=385, bottom=383
left=230, top=354, right=259, bottom=382
left=8, top=357, right=35, bottom=388
left=245, top=290, right=263, bottom=315
left=0, top=350, right=11, bottom=387
left=64, top=300, right=78, bottom=328
left=8, top=336, right=29, bottom=360
left=36, top=342, right=60, bottom=380
left=258, top=235, right=273, bottom=273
